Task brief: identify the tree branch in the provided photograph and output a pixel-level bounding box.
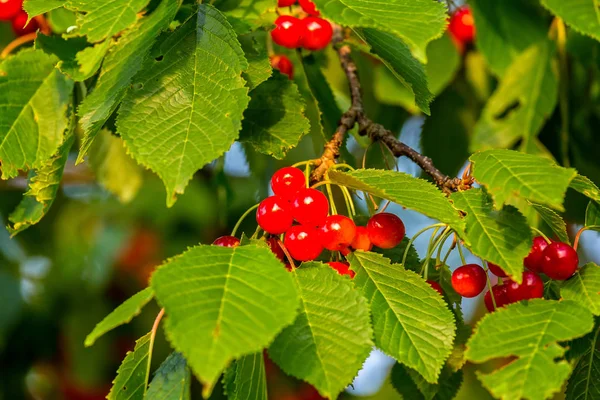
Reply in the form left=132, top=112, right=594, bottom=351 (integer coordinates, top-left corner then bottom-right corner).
left=311, top=31, right=471, bottom=194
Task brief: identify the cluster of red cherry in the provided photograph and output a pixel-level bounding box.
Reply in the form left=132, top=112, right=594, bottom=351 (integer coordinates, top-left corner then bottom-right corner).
left=0, top=0, right=39, bottom=36
left=450, top=236, right=579, bottom=312
left=213, top=166, right=406, bottom=278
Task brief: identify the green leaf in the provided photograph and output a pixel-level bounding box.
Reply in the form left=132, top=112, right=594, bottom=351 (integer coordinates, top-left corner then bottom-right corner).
left=239, top=31, right=272, bottom=91
left=47, top=7, right=78, bottom=34
left=239, top=73, right=309, bottom=159
left=311, top=0, right=447, bottom=63
left=348, top=251, right=456, bottom=383
left=541, top=0, right=600, bottom=43
left=571, top=174, right=600, bottom=202
left=466, top=300, right=594, bottom=400
left=470, top=0, right=548, bottom=77
left=7, top=121, right=74, bottom=235
left=566, top=326, right=600, bottom=400
left=77, top=0, right=179, bottom=163
left=109, top=332, right=152, bottom=400
left=117, top=4, right=249, bottom=207
left=23, top=0, right=64, bottom=16
left=531, top=203, right=569, bottom=243
left=0, top=49, right=74, bottom=179
left=151, top=244, right=299, bottom=395
left=362, top=28, right=432, bottom=114
left=224, top=353, right=268, bottom=400
left=328, top=170, right=465, bottom=236
left=451, top=189, right=531, bottom=284
left=470, top=149, right=577, bottom=211
left=586, top=201, right=600, bottom=229
left=269, top=263, right=372, bottom=398
left=146, top=352, right=191, bottom=400
left=85, top=287, right=154, bottom=347
left=68, top=0, right=151, bottom=43
left=391, top=363, right=463, bottom=400
left=471, top=42, right=558, bottom=151
left=221, top=0, right=274, bottom=33
left=89, top=129, right=143, bottom=203
left=562, top=263, right=600, bottom=316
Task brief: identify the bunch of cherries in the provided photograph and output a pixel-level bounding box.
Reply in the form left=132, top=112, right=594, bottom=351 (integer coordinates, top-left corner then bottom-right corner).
left=269, top=0, right=333, bottom=80
left=213, top=166, right=406, bottom=278
left=0, top=0, right=39, bottom=36
left=450, top=236, right=579, bottom=313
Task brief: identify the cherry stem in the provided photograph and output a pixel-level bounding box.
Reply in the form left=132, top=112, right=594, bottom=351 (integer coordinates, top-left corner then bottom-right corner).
left=310, top=180, right=333, bottom=189
left=573, top=225, right=600, bottom=251
left=435, top=230, right=454, bottom=266
left=531, top=227, right=552, bottom=244
left=401, top=223, right=446, bottom=268
left=456, top=239, right=467, bottom=265
left=330, top=163, right=355, bottom=171
left=377, top=200, right=391, bottom=214
left=326, top=183, right=338, bottom=215
left=1, top=32, right=37, bottom=59
left=231, top=203, right=260, bottom=237
left=422, top=227, right=451, bottom=279
left=277, top=240, right=297, bottom=271
left=146, top=308, right=165, bottom=396
left=340, top=186, right=356, bottom=217
left=292, top=160, right=315, bottom=168
left=484, top=262, right=498, bottom=311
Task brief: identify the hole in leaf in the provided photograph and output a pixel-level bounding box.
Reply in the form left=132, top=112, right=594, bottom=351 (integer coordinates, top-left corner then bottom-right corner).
left=155, top=55, right=164, bottom=62
left=494, top=100, right=521, bottom=120
left=133, top=82, right=143, bottom=90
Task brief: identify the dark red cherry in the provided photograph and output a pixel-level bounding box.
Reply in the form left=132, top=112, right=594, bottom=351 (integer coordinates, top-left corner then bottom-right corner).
left=270, top=55, right=294, bottom=79
left=284, top=225, right=323, bottom=261
left=271, top=166, right=305, bottom=199
left=541, top=242, right=579, bottom=280
left=366, top=213, right=405, bottom=249
left=267, top=237, right=287, bottom=263
left=301, top=17, right=333, bottom=51
left=11, top=11, right=38, bottom=36
left=451, top=264, right=487, bottom=298
left=506, top=271, right=544, bottom=303
left=299, top=0, right=320, bottom=16
left=484, top=285, right=509, bottom=312
left=278, top=0, right=296, bottom=6
left=524, top=236, right=551, bottom=273
left=212, top=236, right=240, bottom=247
left=318, top=215, right=357, bottom=251
left=350, top=226, right=372, bottom=252
left=271, top=15, right=304, bottom=49
left=327, top=261, right=355, bottom=278
left=290, top=188, right=329, bottom=227
left=427, top=281, right=443, bottom=296
left=0, top=0, right=22, bottom=21
left=448, top=6, right=475, bottom=44
left=256, top=196, right=294, bottom=234
left=488, top=262, right=507, bottom=278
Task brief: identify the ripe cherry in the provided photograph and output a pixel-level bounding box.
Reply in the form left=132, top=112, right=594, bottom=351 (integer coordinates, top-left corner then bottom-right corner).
left=484, top=285, right=509, bottom=312
left=270, top=55, right=294, bottom=80
left=299, top=0, right=320, bottom=16
left=366, top=213, right=405, bottom=249
left=506, top=271, right=544, bottom=303
left=524, top=236, right=551, bottom=273
left=284, top=225, right=323, bottom=261
left=271, top=166, right=305, bottom=199
left=327, top=261, right=355, bottom=278
left=267, top=237, right=287, bottom=263
left=488, top=262, right=507, bottom=278
left=271, top=15, right=304, bottom=49
left=212, top=236, right=240, bottom=247
left=278, top=0, right=296, bottom=6
left=451, top=264, right=487, bottom=298
left=301, top=17, right=332, bottom=51
left=448, top=6, right=475, bottom=44
left=541, top=242, right=579, bottom=280
left=256, top=196, right=294, bottom=234
left=290, top=188, right=329, bottom=227
left=0, top=0, right=22, bottom=21
left=319, top=215, right=357, bottom=251
left=11, top=11, right=38, bottom=36
left=350, top=226, right=372, bottom=252
left=427, top=281, right=443, bottom=296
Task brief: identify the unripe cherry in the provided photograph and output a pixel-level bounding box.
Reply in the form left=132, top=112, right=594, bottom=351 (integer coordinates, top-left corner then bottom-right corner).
left=505, top=271, right=544, bottom=303
left=212, top=236, right=240, bottom=247
left=270, top=166, right=305, bottom=200
left=284, top=225, right=323, bottom=261
left=256, top=196, right=294, bottom=234
left=271, top=15, right=304, bottom=49
left=367, top=213, right=405, bottom=249
left=540, top=242, right=579, bottom=280
left=301, top=17, right=333, bottom=51
left=290, top=188, right=329, bottom=227
left=327, top=261, right=355, bottom=278
left=318, top=215, right=357, bottom=251
left=451, top=264, right=487, bottom=298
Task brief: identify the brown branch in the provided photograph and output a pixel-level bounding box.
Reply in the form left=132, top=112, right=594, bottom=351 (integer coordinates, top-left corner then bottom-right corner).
left=310, top=29, right=471, bottom=194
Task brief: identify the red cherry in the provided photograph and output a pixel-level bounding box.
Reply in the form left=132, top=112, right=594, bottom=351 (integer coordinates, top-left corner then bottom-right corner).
left=541, top=242, right=579, bottom=280
left=299, top=0, right=320, bottom=16
left=271, top=166, right=304, bottom=199
left=448, top=6, right=475, bottom=44
left=350, top=226, right=372, bottom=252
left=0, top=0, right=22, bottom=21
left=327, top=261, right=355, bottom=278
left=366, top=213, right=405, bottom=249
left=278, top=0, right=296, bottom=6
left=212, top=236, right=240, bottom=247
left=484, top=285, right=509, bottom=312
left=284, top=225, right=323, bottom=261
left=451, top=264, right=487, bottom=298
left=524, top=236, right=551, bottom=273
left=427, top=281, right=443, bottom=296
left=11, top=11, right=38, bottom=36
left=271, top=16, right=304, bottom=49
left=506, top=271, right=544, bottom=302
left=339, top=247, right=351, bottom=256
left=270, top=55, right=294, bottom=79
left=488, top=262, right=507, bottom=278
left=256, top=196, right=294, bottom=234
left=290, top=188, right=329, bottom=227
left=267, top=237, right=287, bottom=263
left=301, top=17, right=332, bottom=51
left=318, top=215, right=357, bottom=251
